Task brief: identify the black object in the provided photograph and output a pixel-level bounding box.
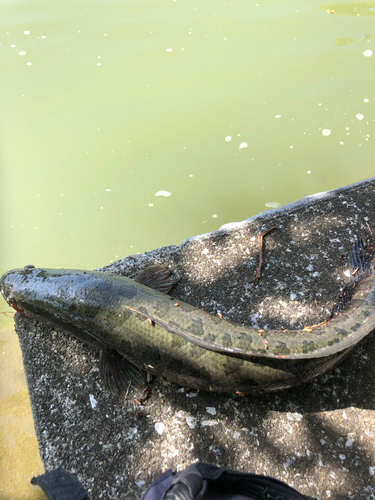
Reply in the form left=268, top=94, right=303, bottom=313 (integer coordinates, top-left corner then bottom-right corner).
left=31, top=468, right=89, bottom=500
left=141, top=463, right=308, bottom=500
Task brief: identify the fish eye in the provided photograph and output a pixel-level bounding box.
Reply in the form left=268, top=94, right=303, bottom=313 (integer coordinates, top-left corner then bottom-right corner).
left=24, top=265, right=35, bottom=271
left=7, top=294, right=16, bottom=306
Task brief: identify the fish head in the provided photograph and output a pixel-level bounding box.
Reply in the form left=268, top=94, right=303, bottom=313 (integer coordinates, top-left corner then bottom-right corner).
left=0, top=265, right=37, bottom=315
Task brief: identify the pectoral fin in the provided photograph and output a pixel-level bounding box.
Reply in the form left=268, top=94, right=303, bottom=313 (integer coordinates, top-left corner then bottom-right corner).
left=134, top=265, right=179, bottom=294
left=99, top=350, right=148, bottom=401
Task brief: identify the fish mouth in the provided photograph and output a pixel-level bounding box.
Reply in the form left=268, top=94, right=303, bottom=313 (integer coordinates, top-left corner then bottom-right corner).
left=0, top=272, right=30, bottom=317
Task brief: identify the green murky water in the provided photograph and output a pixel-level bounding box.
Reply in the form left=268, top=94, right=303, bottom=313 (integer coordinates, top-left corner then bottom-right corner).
left=0, top=0, right=374, bottom=496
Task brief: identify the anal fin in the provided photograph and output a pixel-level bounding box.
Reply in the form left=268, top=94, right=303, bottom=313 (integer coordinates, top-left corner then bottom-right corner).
left=134, top=265, right=179, bottom=294
left=99, top=350, right=148, bottom=401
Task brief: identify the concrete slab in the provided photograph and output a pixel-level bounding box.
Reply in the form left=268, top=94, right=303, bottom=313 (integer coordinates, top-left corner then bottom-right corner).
left=15, top=177, right=375, bottom=499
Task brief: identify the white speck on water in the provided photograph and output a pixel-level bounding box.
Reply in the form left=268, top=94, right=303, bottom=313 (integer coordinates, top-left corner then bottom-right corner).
left=322, top=129, right=331, bottom=136
left=26, top=62, right=32, bottom=65
left=363, top=50, right=372, bottom=57
left=149, top=203, right=153, bottom=207
left=290, top=293, right=297, bottom=300
left=11, top=44, right=15, bottom=47
left=265, top=202, right=281, bottom=208
left=239, top=142, right=248, bottom=149
left=345, top=438, right=354, bottom=447
left=340, top=141, right=344, bottom=145
left=155, top=190, right=171, bottom=197
left=106, top=189, right=111, bottom=191
left=212, top=214, right=218, bottom=218
left=306, top=264, right=314, bottom=271
left=155, top=422, right=164, bottom=435
left=364, top=98, right=369, bottom=102
left=18, top=51, right=26, bottom=55
left=166, top=48, right=173, bottom=52
left=225, top=136, right=232, bottom=142
left=89, top=394, right=97, bottom=408
left=24, top=31, right=30, bottom=35
left=339, top=454, right=346, bottom=460
left=97, top=63, right=102, bottom=66
left=307, top=170, right=311, bottom=174
left=370, top=467, right=375, bottom=475
left=290, top=145, right=293, bottom=148
left=206, top=407, right=217, bottom=415
left=275, top=114, right=281, bottom=118
left=136, top=480, right=145, bottom=488
left=186, top=416, right=197, bottom=429
left=233, top=432, right=240, bottom=439
left=202, top=420, right=219, bottom=427
left=356, top=114, right=364, bottom=120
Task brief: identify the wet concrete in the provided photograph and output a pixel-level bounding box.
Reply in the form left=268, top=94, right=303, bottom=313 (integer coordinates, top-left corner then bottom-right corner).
left=15, top=177, right=375, bottom=499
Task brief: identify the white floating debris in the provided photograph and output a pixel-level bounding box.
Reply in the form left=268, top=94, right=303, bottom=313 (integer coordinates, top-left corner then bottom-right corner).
left=364, top=98, right=369, bottom=102
left=155, top=422, right=164, bottom=435
left=155, top=190, right=171, bottom=197
left=206, top=407, right=217, bottom=415
left=225, top=136, right=232, bottom=142
left=265, top=202, right=281, bottom=209
left=18, top=51, right=26, bottom=55
left=275, top=114, right=281, bottom=118
left=27, top=62, right=32, bottom=66
left=239, top=142, right=248, bottom=149
left=148, top=203, right=153, bottom=207
left=186, top=416, right=197, bottom=429
left=322, top=129, right=331, bottom=136
left=363, top=50, right=372, bottom=57
left=212, top=214, right=218, bottom=218
left=89, top=394, right=97, bottom=409
left=166, top=48, right=173, bottom=52
left=307, top=170, right=311, bottom=174
left=97, top=63, right=102, bottom=66
left=106, top=188, right=111, bottom=191
left=24, top=31, right=30, bottom=35
left=356, top=114, right=364, bottom=120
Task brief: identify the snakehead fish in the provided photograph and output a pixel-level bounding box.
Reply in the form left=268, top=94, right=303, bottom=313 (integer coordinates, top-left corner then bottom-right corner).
left=1, top=239, right=375, bottom=400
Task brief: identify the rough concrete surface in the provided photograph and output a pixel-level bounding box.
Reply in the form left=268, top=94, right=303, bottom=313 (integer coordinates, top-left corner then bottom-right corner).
left=15, top=177, right=375, bottom=499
